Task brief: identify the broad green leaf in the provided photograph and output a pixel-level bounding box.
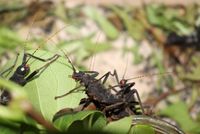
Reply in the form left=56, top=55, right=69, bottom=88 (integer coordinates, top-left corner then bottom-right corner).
left=53, top=110, right=106, bottom=131
left=160, top=101, right=200, bottom=132
left=103, top=116, right=132, bottom=134
left=83, top=6, right=119, bottom=40
left=130, top=125, right=155, bottom=134
left=1, top=50, right=85, bottom=121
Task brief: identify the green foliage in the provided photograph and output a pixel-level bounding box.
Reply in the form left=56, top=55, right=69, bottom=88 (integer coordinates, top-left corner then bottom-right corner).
left=3, top=50, right=86, bottom=121
left=54, top=110, right=106, bottom=131
left=1, top=2, right=200, bottom=133
left=110, top=6, right=145, bottom=40
left=83, top=6, right=119, bottom=40
left=160, top=102, right=200, bottom=133
left=146, top=4, right=192, bottom=34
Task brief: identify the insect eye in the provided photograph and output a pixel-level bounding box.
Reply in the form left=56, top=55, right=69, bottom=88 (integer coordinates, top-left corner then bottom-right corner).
left=20, top=67, right=25, bottom=72
left=120, top=80, right=125, bottom=85
left=17, top=65, right=29, bottom=76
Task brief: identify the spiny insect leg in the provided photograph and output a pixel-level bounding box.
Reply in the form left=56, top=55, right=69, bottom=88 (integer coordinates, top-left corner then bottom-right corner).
left=55, top=85, right=84, bottom=100
left=25, top=54, right=60, bottom=82
left=126, top=89, right=145, bottom=114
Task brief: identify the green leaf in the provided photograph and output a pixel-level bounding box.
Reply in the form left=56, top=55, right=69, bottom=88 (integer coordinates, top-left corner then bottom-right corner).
left=53, top=110, right=106, bottom=131
left=25, top=50, right=85, bottom=121
left=110, top=6, right=145, bottom=40
left=2, top=50, right=85, bottom=121
left=103, top=116, right=132, bottom=134
left=160, top=101, right=200, bottom=132
left=83, top=6, right=119, bottom=40
left=130, top=124, right=155, bottom=134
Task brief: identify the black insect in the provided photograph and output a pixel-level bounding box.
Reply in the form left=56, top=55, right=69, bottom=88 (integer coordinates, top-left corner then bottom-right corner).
left=54, top=52, right=144, bottom=120
left=105, top=70, right=145, bottom=120
left=0, top=50, right=60, bottom=105
left=166, top=26, right=200, bottom=50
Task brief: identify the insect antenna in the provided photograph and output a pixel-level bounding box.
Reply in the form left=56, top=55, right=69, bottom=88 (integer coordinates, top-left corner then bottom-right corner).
left=26, top=25, right=69, bottom=65
left=121, top=54, right=129, bottom=80
left=60, top=49, right=76, bottom=73
left=89, top=32, right=102, bottom=71
left=126, top=72, right=172, bottom=81
left=22, top=13, right=40, bottom=65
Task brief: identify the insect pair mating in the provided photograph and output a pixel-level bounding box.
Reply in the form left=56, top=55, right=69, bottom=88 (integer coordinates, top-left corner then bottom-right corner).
left=54, top=51, right=145, bottom=120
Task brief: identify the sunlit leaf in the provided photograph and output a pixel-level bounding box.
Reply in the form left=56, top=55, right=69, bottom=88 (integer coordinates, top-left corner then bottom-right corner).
left=2, top=50, right=85, bottom=121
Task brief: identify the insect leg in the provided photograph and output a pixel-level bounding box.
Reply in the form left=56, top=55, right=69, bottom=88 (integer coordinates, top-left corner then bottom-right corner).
left=102, top=102, right=124, bottom=113
left=54, top=85, right=84, bottom=100
left=0, top=53, right=19, bottom=77
left=82, top=71, right=99, bottom=78
left=126, top=89, right=145, bottom=114
left=95, top=70, right=115, bottom=84
left=116, top=82, right=134, bottom=96
left=25, top=54, right=60, bottom=82
left=25, top=53, right=60, bottom=62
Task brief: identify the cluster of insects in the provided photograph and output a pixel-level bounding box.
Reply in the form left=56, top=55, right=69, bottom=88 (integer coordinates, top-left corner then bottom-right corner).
left=54, top=51, right=145, bottom=120
left=0, top=45, right=146, bottom=121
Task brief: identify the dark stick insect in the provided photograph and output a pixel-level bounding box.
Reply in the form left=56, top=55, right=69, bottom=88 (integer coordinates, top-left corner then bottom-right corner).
left=54, top=51, right=145, bottom=120
left=0, top=49, right=60, bottom=105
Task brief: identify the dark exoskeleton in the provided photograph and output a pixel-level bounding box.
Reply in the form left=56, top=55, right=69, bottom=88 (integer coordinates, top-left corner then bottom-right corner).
left=166, top=26, right=200, bottom=50
left=104, top=70, right=144, bottom=120
left=0, top=50, right=60, bottom=105
left=54, top=52, right=144, bottom=120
